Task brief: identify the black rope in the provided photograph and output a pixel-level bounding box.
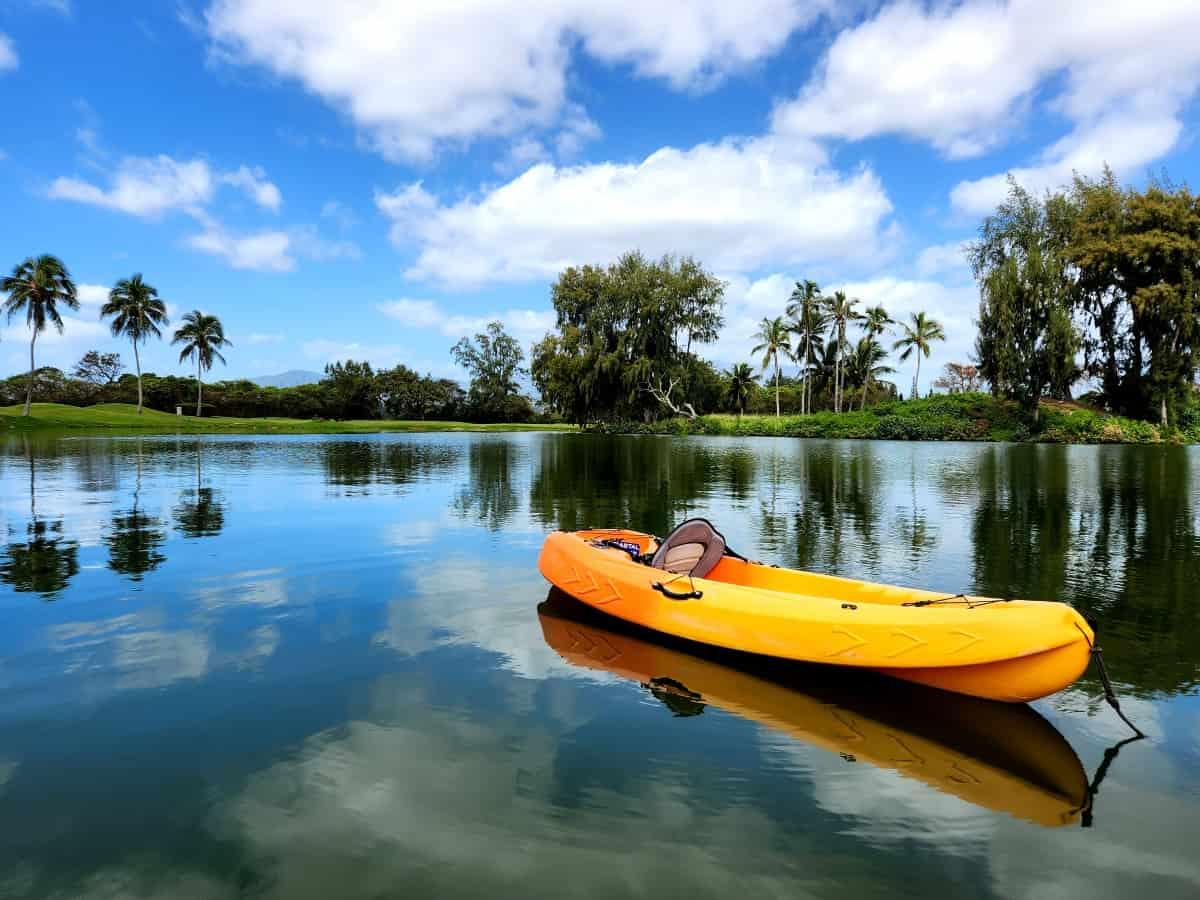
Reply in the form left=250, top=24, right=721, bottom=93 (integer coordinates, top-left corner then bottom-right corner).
left=1079, top=733, right=1143, bottom=828
left=902, top=592, right=1013, bottom=608
left=1073, top=621, right=1144, bottom=738
left=1091, top=645, right=1145, bottom=738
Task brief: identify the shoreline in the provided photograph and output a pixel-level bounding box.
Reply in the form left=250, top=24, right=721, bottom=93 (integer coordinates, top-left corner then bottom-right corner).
left=3, top=397, right=1193, bottom=444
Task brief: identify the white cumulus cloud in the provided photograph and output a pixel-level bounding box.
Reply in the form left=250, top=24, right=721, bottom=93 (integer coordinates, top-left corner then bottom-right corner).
left=204, top=0, right=827, bottom=160
left=49, top=155, right=215, bottom=218
left=219, top=164, right=282, bottom=211
left=76, top=283, right=110, bottom=306
left=772, top=0, right=1200, bottom=210
left=378, top=298, right=554, bottom=343
left=186, top=224, right=294, bottom=272
left=49, top=154, right=284, bottom=218
left=377, top=136, right=892, bottom=287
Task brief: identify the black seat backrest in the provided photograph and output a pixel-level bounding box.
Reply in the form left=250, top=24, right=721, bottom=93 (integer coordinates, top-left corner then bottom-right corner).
left=649, top=518, right=728, bottom=578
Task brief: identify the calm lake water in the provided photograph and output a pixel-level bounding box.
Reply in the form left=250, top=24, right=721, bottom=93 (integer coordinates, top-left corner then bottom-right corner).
left=0, top=432, right=1197, bottom=898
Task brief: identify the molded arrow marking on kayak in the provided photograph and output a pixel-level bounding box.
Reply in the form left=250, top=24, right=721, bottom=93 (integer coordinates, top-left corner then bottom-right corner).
left=828, top=628, right=867, bottom=657
left=947, top=630, right=982, bottom=656
left=567, top=626, right=621, bottom=662
left=886, top=629, right=928, bottom=658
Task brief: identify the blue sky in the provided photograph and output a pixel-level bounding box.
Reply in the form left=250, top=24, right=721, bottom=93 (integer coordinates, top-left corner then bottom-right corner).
left=2, top=0, right=1199, bottom=390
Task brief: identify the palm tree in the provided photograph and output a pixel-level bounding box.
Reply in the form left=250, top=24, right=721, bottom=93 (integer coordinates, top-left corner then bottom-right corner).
left=787, top=280, right=825, bottom=415
left=893, top=311, right=946, bottom=400
left=102, top=274, right=169, bottom=414
left=725, top=363, right=758, bottom=419
left=825, top=290, right=861, bottom=413
left=1, top=255, right=78, bottom=416
left=751, top=317, right=791, bottom=417
left=172, top=310, right=231, bottom=416
left=848, top=337, right=895, bottom=410
left=858, top=304, right=893, bottom=410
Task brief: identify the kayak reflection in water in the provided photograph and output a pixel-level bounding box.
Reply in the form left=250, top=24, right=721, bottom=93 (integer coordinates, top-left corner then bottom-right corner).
left=539, top=589, right=1097, bottom=829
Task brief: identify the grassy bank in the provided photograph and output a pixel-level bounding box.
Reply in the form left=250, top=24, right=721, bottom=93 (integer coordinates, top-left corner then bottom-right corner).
left=589, top=394, right=1193, bottom=444
left=0, top=403, right=576, bottom=434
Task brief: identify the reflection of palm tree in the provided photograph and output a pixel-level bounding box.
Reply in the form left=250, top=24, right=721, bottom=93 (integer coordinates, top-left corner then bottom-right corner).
left=174, top=440, right=226, bottom=537
left=175, top=487, right=225, bottom=537
left=0, top=439, right=79, bottom=596
left=105, top=439, right=166, bottom=580
left=105, top=508, right=166, bottom=579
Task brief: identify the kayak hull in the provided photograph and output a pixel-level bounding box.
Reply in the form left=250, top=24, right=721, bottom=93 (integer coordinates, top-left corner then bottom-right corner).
left=537, top=528, right=1094, bottom=702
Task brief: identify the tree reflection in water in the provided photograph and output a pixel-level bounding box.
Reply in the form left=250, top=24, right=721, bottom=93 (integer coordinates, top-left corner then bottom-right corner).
left=174, top=440, right=226, bottom=538
left=321, top=440, right=461, bottom=496
left=454, top=439, right=520, bottom=531
left=0, top=438, right=79, bottom=597
left=105, top=439, right=166, bottom=581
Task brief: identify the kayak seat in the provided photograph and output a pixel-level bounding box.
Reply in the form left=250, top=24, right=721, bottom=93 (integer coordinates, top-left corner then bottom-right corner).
left=650, top=518, right=728, bottom=578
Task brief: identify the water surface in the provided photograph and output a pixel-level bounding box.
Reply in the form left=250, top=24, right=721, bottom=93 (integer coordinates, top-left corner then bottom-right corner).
left=0, top=433, right=1197, bottom=898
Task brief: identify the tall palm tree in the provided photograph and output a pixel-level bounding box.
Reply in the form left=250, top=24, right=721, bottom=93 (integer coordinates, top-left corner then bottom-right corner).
left=787, top=280, right=825, bottom=415
left=725, top=362, right=758, bottom=419
left=172, top=310, right=231, bottom=417
left=102, top=274, right=169, bottom=414
left=848, top=337, right=896, bottom=410
left=751, top=316, right=791, bottom=417
left=894, top=311, right=946, bottom=400
left=1, top=255, right=78, bottom=416
left=858, top=304, right=893, bottom=410
left=825, top=290, right=861, bottom=413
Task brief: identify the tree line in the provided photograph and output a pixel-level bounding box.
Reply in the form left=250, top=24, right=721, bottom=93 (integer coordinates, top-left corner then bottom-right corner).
left=2, top=256, right=230, bottom=417
left=0, top=254, right=535, bottom=422
left=8, top=165, right=1198, bottom=428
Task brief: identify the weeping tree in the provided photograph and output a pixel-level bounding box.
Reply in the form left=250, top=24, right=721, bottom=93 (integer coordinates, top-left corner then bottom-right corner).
left=969, top=179, right=1076, bottom=421
left=101, top=273, right=169, bottom=414
left=172, top=310, right=231, bottom=417
left=1, top=255, right=78, bottom=416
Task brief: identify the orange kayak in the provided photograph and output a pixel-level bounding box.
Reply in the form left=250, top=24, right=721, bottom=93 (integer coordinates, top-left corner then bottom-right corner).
left=539, top=592, right=1089, bottom=827
left=537, top=527, right=1094, bottom=702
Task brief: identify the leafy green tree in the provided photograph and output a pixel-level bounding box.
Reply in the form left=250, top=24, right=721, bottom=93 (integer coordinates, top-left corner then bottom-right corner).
left=101, top=274, right=169, bottom=414
left=893, top=311, right=946, bottom=402
left=970, top=179, right=1076, bottom=419
left=532, top=252, right=725, bottom=423
left=451, top=321, right=529, bottom=420
left=2, top=254, right=79, bottom=416
left=725, top=362, right=758, bottom=418
left=787, top=280, right=825, bottom=414
left=1066, top=170, right=1200, bottom=425
left=825, top=290, right=860, bottom=413
left=72, top=350, right=123, bottom=386
left=322, top=359, right=377, bottom=419
left=752, top=316, right=791, bottom=417
left=172, top=310, right=231, bottom=416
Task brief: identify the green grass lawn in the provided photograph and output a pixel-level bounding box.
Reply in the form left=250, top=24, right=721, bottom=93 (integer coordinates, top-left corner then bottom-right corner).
left=0, top=403, right=576, bottom=434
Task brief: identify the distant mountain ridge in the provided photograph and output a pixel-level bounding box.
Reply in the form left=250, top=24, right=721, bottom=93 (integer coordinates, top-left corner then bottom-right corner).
left=250, top=370, right=324, bottom=388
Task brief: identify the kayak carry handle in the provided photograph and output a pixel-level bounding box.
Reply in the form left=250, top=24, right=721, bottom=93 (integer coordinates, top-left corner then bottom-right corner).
left=652, top=581, right=703, bottom=601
